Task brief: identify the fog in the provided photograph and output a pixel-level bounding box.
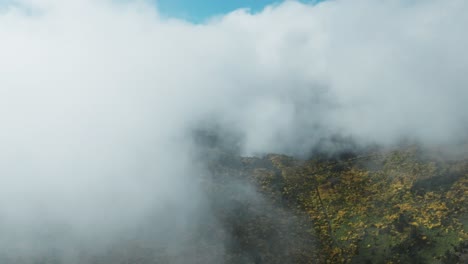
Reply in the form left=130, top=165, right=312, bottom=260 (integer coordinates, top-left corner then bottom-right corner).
left=0, top=0, right=467, bottom=262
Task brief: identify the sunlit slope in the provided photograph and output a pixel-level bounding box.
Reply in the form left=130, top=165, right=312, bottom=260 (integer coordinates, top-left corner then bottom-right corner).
left=224, top=146, right=468, bottom=263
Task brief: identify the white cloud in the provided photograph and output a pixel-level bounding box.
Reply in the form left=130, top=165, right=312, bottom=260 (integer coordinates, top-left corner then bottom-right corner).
left=0, top=0, right=467, bottom=260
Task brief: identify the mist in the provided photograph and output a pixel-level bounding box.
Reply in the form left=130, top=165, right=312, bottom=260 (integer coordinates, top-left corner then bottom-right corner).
left=0, top=0, right=467, bottom=262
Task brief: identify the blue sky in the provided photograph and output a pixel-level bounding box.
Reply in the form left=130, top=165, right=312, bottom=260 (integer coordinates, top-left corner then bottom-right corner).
left=0, top=1, right=318, bottom=22
left=154, top=0, right=313, bottom=22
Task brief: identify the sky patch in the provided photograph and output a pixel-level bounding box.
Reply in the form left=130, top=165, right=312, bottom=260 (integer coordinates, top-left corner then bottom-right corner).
left=154, top=0, right=316, bottom=22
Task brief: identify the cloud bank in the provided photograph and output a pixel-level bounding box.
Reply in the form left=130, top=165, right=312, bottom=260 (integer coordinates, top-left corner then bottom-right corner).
left=0, top=0, right=467, bottom=262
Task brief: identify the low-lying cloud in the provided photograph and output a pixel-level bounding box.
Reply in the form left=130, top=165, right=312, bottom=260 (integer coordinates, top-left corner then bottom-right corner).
left=0, top=0, right=467, bottom=262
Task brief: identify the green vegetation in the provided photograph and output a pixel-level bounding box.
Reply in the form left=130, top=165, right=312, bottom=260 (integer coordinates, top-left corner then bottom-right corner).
left=231, top=146, right=468, bottom=263
left=7, top=146, right=466, bottom=264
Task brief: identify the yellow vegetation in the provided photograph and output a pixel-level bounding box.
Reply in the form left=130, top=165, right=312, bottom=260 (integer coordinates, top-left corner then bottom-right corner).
left=248, top=147, right=468, bottom=263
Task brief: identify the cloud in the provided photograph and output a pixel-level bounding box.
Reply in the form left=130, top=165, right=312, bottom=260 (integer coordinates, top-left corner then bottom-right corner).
left=0, top=0, right=467, bottom=261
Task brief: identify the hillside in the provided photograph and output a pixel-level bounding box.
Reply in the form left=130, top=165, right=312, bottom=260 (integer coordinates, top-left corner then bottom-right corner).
left=204, top=145, right=468, bottom=263
left=4, top=145, right=466, bottom=264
